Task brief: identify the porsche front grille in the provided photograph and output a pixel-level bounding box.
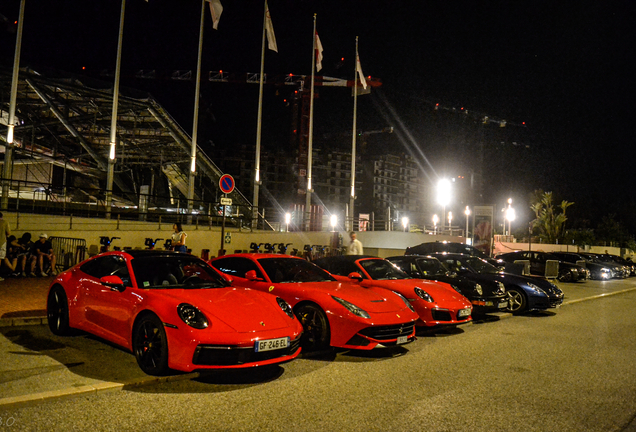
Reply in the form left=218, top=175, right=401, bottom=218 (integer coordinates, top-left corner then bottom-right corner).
left=193, top=335, right=302, bottom=366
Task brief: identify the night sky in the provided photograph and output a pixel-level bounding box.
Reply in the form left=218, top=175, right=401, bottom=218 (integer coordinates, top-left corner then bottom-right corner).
left=1, top=0, right=634, bottom=232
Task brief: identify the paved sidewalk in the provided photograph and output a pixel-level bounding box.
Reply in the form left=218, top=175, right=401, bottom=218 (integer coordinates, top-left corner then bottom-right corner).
left=0, top=276, right=51, bottom=327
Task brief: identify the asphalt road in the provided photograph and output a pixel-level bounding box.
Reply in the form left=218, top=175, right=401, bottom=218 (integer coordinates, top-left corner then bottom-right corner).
left=1, top=280, right=636, bottom=431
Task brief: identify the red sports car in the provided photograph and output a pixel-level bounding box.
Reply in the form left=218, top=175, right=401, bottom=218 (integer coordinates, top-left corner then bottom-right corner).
left=313, top=256, right=473, bottom=328
left=209, top=254, right=419, bottom=351
left=46, top=250, right=303, bottom=375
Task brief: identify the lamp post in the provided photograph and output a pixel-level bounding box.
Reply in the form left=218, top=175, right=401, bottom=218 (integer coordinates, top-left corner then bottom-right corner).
left=402, top=216, right=409, bottom=232
left=330, top=214, right=338, bottom=232
left=437, top=179, right=451, bottom=233
left=285, top=212, right=291, bottom=232
left=465, top=206, right=471, bottom=239
left=506, top=206, right=516, bottom=237
left=433, top=214, right=439, bottom=235
left=448, top=211, right=453, bottom=234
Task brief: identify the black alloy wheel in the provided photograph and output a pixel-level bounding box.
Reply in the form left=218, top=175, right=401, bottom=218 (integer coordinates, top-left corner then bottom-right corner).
left=133, top=314, right=170, bottom=376
left=295, top=304, right=330, bottom=351
left=47, top=286, right=72, bottom=336
left=507, top=289, right=527, bottom=314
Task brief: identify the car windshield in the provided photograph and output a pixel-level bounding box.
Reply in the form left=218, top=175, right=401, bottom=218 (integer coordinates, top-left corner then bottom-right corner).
left=258, top=257, right=335, bottom=283
left=415, top=258, right=448, bottom=276
left=464, top=256, right=500, bottom=274
left=131, top=255, right=228, bottom=289
left=359, top=259, right=409, bottom=280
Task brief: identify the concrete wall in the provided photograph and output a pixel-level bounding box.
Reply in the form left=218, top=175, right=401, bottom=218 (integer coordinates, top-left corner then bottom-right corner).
left=493, top=240, right=634, bottom=259
left=4, top=212, right=463, bottom=259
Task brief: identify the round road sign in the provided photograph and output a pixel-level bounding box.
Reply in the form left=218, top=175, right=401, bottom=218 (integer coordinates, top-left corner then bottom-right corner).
left=219, top=174, right=235, bottom=194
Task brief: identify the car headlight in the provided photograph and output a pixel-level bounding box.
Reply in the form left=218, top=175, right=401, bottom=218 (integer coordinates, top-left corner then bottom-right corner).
left=276, top=297, right=295, bottom=319
left=414, top=287, right=434, bottom=303
left=391, top=291, right=416, bottom=313
left=526, top=283, right=547, bottom=296
left=474, top=283, right=483, bottom=296
left=332, top=296, right=370, bottom=319
left=177, top=303, right=209, bottom=329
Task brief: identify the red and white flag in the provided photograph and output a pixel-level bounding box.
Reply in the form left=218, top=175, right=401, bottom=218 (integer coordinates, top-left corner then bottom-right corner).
left=315, top=32, right=324, bottom=71
left=206, top=0, right=223, bottom=30
left=265, top=1, right=278, bottom=52
left=356, top=53, right=368, bottom=89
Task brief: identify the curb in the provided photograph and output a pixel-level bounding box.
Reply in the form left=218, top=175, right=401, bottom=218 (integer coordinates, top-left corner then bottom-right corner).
left=0, top=372, right=200, bottom=409
left=0, top=316, right=47, bottom=328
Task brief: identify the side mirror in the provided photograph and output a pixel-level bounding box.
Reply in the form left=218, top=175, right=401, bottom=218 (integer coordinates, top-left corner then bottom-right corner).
left=245, top=270, right=264, bottom=281
left=348, top=272, right=364, bottom=282
left=100, top=275, right=125, bottom=292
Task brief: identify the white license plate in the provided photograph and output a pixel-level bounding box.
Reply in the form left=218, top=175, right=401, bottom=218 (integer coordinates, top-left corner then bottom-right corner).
left=498, top=301, right=509, bottom=308
left=397, top=336, right=408, bottom=344
left=458, top=308, right=471, bottom=318
left=255, top=337, right=289, bottom=352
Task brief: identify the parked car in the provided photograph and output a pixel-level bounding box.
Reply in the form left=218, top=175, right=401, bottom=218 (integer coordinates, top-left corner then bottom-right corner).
left=46, top=250, right=303, bottom=376
left=596, top=254, right=635, bottom=277
left=406, top=241, right=505, bottom=268
left=427, top=253, right=564, bottom=314
left=495, top=251, right=588, bottom=282
left=312, top=255, right=473, bottom=328
left=549, top=252, right=616, bottom=280
left=385, top=254, right=509, bottom=314
left=578, top=253, right=629, bottom=278
left=209, top=254, right=419, bottom=351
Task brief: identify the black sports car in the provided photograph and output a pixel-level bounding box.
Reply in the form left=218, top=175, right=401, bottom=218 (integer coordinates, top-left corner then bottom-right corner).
left=496, top=251, right=588, bottom=282
left=550, top=252, right=615, bottom=280
left=385, top=255, right=509, bottom=314
left=427, top=253, right=564, bottom=314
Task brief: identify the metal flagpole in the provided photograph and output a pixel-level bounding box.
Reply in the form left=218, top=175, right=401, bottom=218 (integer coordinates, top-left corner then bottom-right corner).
left=253, top=1, right=268, bottom=230
left=349, top=36, right=360, bottom=232
left=188, top=0, right=207, bottom=221
left=1, top=0, right=26, bottom=211
left=306, top=14, right=317, bottom=231
left=106, top=0, right=127, bottom=219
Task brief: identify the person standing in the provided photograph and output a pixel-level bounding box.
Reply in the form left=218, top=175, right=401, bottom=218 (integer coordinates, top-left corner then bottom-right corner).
left=171, top=223, right=188, bottom=253
left=347, top=231, right=363, bottom=255
left=0, top=213, right=11, bottom=281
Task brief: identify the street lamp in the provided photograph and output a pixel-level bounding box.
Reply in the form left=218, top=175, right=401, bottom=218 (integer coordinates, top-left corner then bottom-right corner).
left=402, top=216, right=409, bottom=232
left=448, top=211, right=453, bottom=234
left=465, top=206, right=471, bottom=239
left=437, top=179, right=451, bottom=232
left=330, top=214, right=338, bottom=232
left=506, top=206, right=516, bottom=237
left=433, top=214, right=439, bottom=235
left=285, top=212, right=291, bottom=232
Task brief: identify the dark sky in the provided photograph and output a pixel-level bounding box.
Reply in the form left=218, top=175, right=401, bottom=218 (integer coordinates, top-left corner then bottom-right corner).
left=2, top=0, right=634, bottom=231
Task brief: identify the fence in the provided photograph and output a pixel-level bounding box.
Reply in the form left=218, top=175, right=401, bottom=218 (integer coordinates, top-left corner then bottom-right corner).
left=50, top=236, right=87, bottom=272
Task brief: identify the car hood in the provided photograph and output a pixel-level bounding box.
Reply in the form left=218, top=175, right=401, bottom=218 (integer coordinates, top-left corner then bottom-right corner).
left=465, top=272, right=562, bottom=298
left=361, top=279, right=471, bottom=308
left=153, top=287, right=294, bottom=333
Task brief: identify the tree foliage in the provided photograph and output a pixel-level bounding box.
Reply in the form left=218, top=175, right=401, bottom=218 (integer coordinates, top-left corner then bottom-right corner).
left=530, top=190, right=574, bottom=244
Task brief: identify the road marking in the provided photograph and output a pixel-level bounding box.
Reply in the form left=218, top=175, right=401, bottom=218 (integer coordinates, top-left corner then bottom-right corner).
left=562, top=286, right=636, bottom=306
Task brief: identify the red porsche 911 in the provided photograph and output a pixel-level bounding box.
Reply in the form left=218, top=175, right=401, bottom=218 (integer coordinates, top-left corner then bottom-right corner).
left=313, top=256, right=473, bottom=328
left=46, top=250, right=303, bottom=376
left=209, top=254, right=419, bottom=351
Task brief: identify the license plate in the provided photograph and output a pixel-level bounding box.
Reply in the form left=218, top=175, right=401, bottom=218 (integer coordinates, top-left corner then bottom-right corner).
left=397, top=336, right=408, bottom=344
left=458, top=308, right=471, bottom=318
left=498, top=301, right=508, bottom=308
left=255, top=337, right=289, bottom=352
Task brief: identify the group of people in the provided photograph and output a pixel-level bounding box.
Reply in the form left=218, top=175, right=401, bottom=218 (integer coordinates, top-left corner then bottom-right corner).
left=0, top=213, right=56, bottom=280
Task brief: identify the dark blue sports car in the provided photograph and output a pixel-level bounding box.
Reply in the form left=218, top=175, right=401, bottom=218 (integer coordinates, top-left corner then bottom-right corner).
left=425, top=253, right=564, bottom=314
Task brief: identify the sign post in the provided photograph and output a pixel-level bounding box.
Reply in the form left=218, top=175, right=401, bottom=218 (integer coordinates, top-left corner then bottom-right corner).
left=218, top=175, right=235, bottom=256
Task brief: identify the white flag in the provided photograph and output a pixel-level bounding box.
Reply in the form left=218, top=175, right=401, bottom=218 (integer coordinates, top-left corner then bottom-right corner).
left=265, top=1, right=278, bottom=52
left=356, top=53, right=368, bottom=90
left=206, top=0, right=223, bottom=30
left=315, top=32, right=324, bottom=71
